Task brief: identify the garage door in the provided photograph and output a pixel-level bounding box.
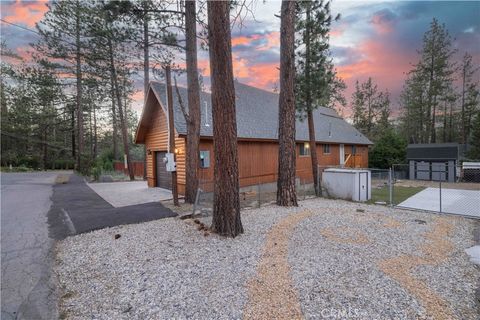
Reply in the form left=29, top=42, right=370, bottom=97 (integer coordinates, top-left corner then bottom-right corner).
left=413, top=161, right=450, bottom=181
left=155, top=151, right=172, bottom=189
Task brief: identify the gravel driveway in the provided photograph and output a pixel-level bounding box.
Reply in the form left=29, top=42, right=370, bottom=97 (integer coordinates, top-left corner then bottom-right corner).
left=55, top=198, right=479, bottom=319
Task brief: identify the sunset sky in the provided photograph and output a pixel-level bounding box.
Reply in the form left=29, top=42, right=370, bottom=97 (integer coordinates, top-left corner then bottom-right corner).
left=1, top=0, right=479, bottom=117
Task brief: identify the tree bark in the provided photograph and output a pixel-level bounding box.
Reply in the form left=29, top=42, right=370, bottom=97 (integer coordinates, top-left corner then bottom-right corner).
left=307, top=110, right=320, bottom=195
left=165, top=66, right=179, bottom=206
left=71, top=106, right=76, bottom=159
left=461, top=63, right=466, bottom=144
left=110, top=75, right=118, bottom=160
left=143, top=2, right=149, bottom=180
left=184, top=0, right=201, bottom=204
left=304, top=5, right=320, bottom=197
left=207, top=0, right=243, bottom=237
left=75, top=0, right=83, bottom=172
left=93, top=103, right=97, bottom=159
left=108, top=38, right=134, bottom=180
left=277, top=0, right=298, bottom=207
left=443, top=99, right=447, bottom=142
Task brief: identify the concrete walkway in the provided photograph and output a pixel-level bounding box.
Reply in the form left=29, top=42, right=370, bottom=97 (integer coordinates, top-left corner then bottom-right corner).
left=398, top=187, right=480, bottom=218
left=87, top=180, right=172, bottom=207
left=1, top=171, right=63, bottom=320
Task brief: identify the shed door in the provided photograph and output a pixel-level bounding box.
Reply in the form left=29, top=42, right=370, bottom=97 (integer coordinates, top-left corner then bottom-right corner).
left=155, top=151, right=172, bottom=189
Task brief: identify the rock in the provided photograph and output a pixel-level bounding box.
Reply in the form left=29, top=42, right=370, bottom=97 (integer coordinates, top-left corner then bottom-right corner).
left=99, top=175, right=114, bottom=183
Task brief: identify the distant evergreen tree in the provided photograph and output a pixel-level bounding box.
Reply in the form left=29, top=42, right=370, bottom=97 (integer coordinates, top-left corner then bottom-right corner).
left=295, top=0, right=343, bottom=196
left=400, top=18, right=456, bottom=144
left=467, top=113, right=480, bottom=160
left=351, top=77, right=390, bottom=141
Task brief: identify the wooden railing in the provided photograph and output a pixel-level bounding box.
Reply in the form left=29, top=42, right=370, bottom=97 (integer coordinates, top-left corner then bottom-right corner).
left=344, top=154, right=363, bottom=168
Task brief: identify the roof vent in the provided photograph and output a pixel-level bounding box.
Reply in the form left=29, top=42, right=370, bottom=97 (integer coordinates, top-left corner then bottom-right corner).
left=328, top=122, right=332, bottom=137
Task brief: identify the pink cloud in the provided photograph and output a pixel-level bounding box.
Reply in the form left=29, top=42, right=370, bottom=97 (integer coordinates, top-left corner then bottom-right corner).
left=1, top=0, right=49, bottom=28
left=370, top=9, right=397, bottom=35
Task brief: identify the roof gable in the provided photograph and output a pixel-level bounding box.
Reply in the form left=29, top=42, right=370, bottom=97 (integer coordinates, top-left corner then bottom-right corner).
left=136, top=81, right=372, bottom=145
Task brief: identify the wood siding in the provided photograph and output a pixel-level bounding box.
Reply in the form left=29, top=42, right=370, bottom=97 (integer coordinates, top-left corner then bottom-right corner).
left=141, top=98, right=369, bottom=194
left=144, top=100, right=186, bottom=189
left=195, top=140, right=369, bottom=192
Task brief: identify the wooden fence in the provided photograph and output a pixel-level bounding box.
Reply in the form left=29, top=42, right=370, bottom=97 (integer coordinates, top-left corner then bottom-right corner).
left=113, top=161, right=145, bottom=177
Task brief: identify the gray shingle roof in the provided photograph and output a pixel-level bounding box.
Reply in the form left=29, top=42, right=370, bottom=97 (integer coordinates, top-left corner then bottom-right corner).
left=150, top=81, right=372, bottom=145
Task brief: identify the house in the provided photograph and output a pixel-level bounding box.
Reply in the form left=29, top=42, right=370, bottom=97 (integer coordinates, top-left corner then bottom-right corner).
left=406, top=143, right=460, bottom=182
left=135, top=81, right=372, bottom=193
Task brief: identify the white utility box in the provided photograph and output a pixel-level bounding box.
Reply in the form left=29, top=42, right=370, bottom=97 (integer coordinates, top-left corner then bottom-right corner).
left=164, top=153, right=176, bottom=172
left=322, top=168, right=371, bottom=202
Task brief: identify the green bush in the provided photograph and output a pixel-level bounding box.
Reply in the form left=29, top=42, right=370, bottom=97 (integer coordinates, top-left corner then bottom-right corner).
left=92, top=166, right=102, bottom=181
left=16, top=165, right=31, bottom=172
left=53, top=159, right=75, bottom=170
left=18, top=155, right=40, bottom=169
left=369, top=129, right=407, bottom=169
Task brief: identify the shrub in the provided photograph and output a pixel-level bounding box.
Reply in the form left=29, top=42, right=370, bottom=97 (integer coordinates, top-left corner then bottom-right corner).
left=369, top=129, right=407, bottom=169
left=92, top=166, right=102, bottom=181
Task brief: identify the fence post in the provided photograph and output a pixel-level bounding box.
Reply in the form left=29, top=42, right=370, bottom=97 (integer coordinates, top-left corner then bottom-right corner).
left=257, top=182, right=261, bottom=208
left=439, top=181, right=442, bottom=213
left=192, top=188, right=201, bottom=216
left=389, top=167, right=393, bottom=206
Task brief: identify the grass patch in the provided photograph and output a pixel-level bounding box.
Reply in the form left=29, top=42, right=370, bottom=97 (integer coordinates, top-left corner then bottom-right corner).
left=368, top=186, right=426, bottom=205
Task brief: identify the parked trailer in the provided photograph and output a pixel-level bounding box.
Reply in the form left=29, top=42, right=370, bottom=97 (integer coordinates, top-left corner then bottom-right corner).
left=462, top=162, right=480, bottom=183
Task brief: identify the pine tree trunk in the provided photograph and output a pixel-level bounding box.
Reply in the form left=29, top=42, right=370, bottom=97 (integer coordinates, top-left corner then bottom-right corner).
left=71, top=107, right=76, bottom=159
left=108, top=38, right=134, bottom=180
left=75, top=0, right=83, bottom=172
left=443, top=99, right=447, bottom=142
left=143, top=3, right=149, bottom=180
left=307, top=110, right=320, bottom=196
left=89, top=99, right=93, bottom=158
left=165, top=66, right=179, bottom=206
left=431, top=94, right=437, bottom=143
left=184, top=0, right=201, bottom=204
left=93, top=104, right=97, bottom=159
left=207, top=0, right=243, bottom=237
left=461, top=65, right=466, bottom=144
left=304, top=5, right=320, bottom=197
left=276, top=0, right=297, bottom=207
left=43, top=130, right=48, bottom=170
left=110, top=75, right=118, bottom=160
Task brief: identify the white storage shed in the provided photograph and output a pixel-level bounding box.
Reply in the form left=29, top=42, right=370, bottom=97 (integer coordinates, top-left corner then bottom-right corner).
left=322, top=168, right=371, bottom=202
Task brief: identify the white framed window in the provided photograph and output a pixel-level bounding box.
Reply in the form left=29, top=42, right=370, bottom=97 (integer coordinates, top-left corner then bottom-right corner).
left=323, top=144, right=331, bottom=154
left=299, top=142, right=311, bottom=156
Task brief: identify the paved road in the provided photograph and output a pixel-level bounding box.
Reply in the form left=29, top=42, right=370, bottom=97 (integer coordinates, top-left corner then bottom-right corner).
left=1, top=172, right=63, bottom=320
left=1, top=171, right=176, bottom=319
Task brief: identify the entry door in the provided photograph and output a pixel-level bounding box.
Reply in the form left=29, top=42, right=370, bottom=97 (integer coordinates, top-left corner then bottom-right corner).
left=155, top=151, right=172, bottom=189
left=339, top=144, right=345, bottom=167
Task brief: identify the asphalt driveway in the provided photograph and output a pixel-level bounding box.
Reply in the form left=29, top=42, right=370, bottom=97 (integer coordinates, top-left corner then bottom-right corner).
left=48, top=174, right=176, bottom=240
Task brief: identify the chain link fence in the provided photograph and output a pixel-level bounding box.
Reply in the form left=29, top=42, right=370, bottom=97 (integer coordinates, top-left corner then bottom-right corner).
left=392, top=163, right=480, bottom=218
left=192, top=170, right=316, bottom=216
left=192, top=164, right=480, bottom=219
